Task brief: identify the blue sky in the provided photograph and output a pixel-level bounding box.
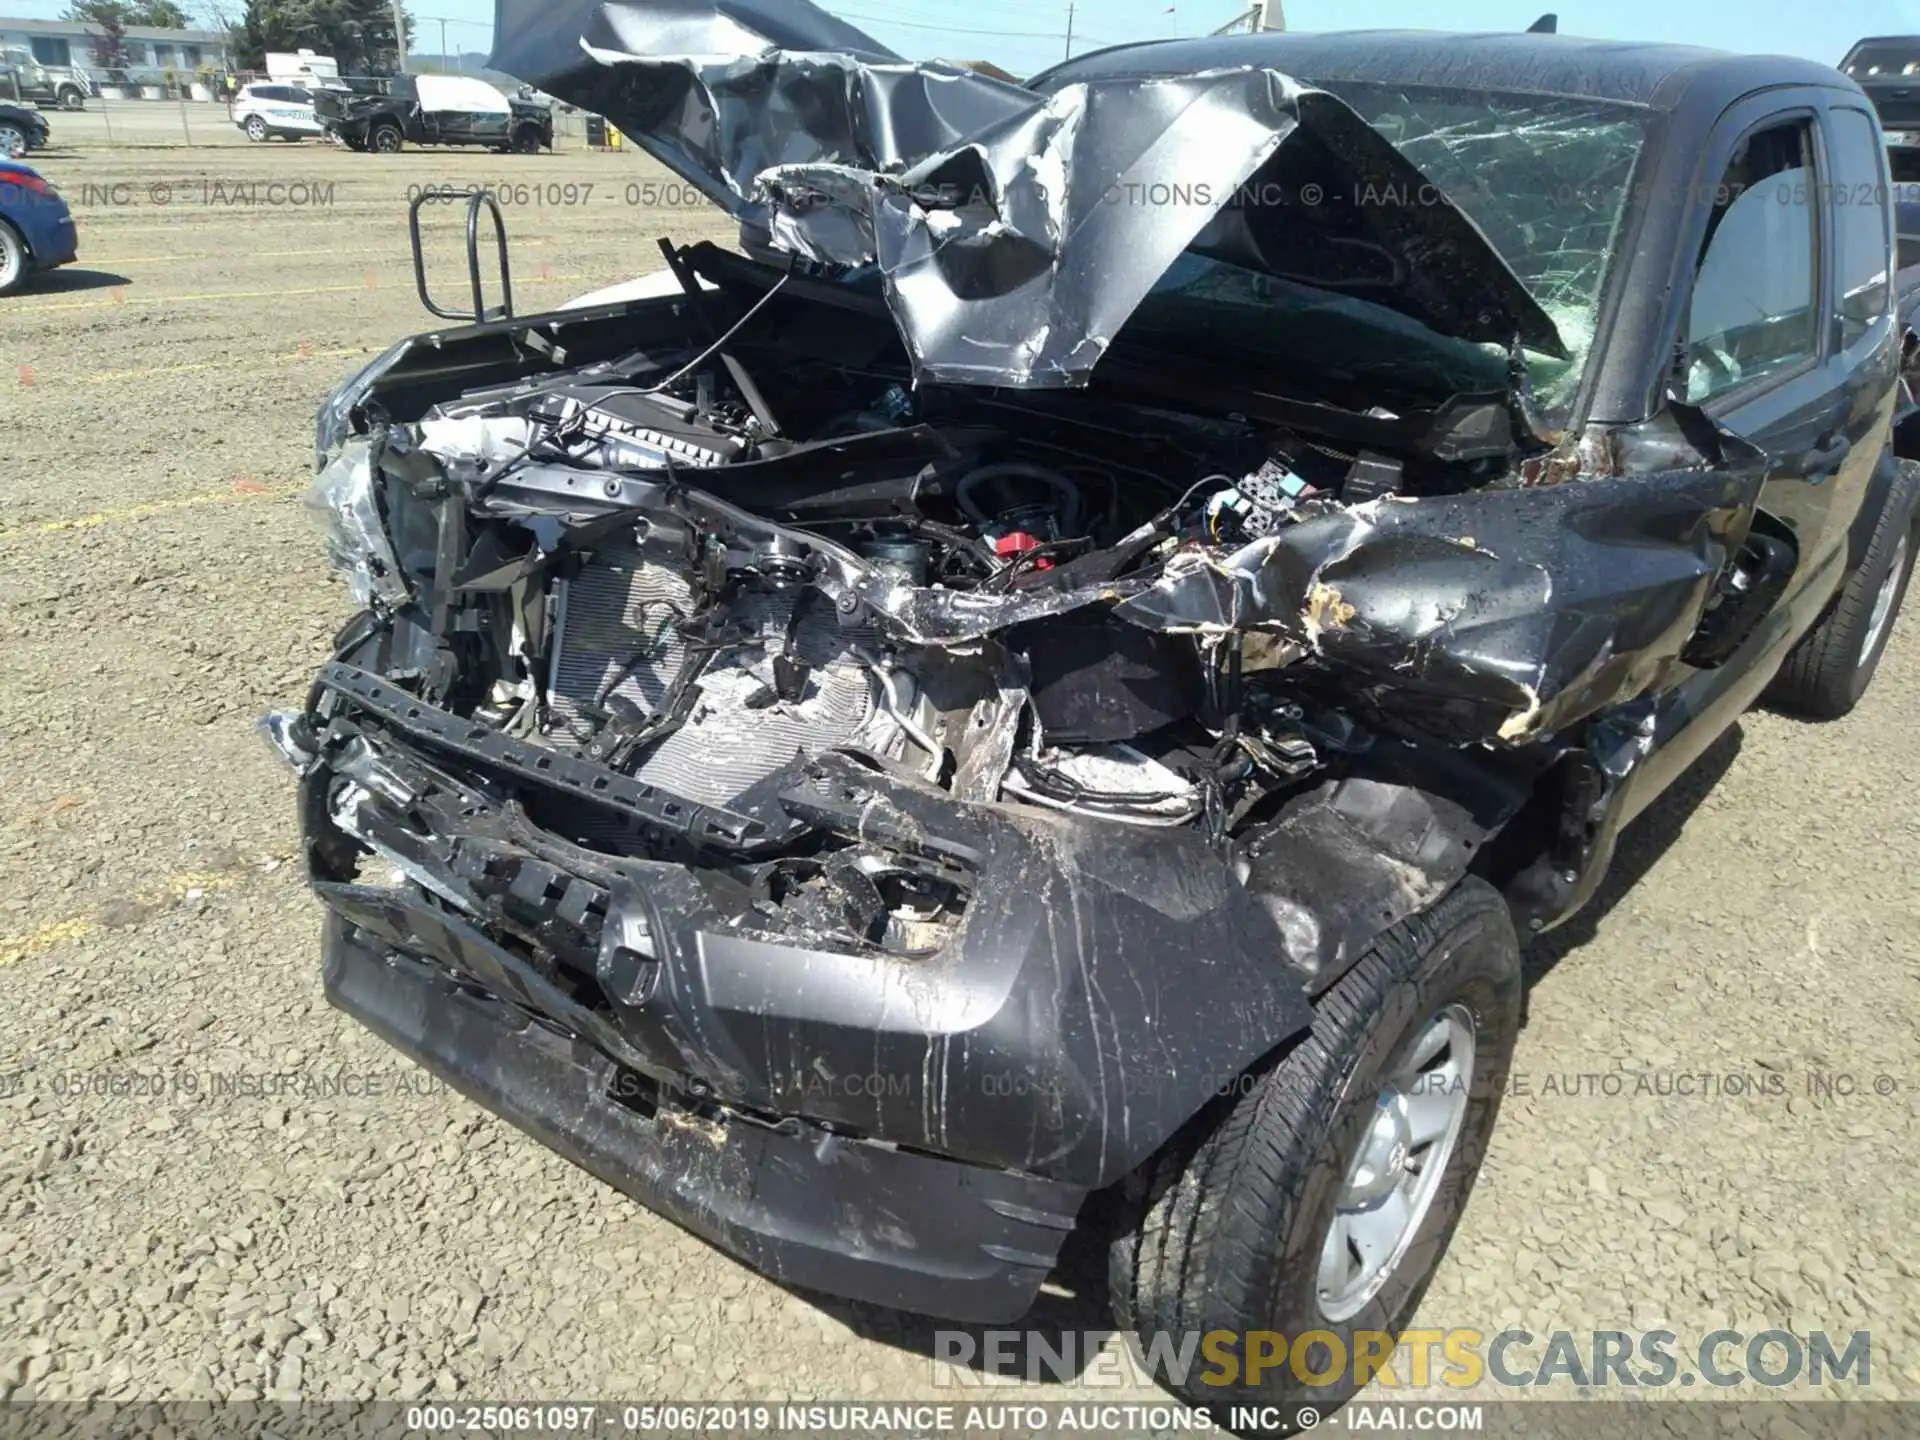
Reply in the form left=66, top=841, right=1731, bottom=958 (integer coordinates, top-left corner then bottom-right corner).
left=10, top=0, right=1918, bottom=76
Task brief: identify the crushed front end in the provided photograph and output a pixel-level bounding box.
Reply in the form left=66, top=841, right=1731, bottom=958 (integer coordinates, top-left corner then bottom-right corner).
left=277, top=313, right=1373, bottom=1319
left=271, top=6, right=1778, bottom=1322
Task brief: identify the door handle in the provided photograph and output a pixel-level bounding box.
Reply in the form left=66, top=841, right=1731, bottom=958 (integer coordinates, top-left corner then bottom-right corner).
left=1802, top=432, right=1852, bottom=476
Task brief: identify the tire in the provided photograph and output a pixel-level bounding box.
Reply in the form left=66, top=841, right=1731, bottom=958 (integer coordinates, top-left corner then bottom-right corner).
left=1109, top=878, right=1522, bottom=1431
left=244, top=114, right=268, bottom=142
left=0, top=219, right=30, bottom=297
left=57, top=86, right=85, bottom=111
left=0, top=122, right=25, bottom=158
left=511, top=126, right=542, bottom=154
left=1766, top=460, right=1919, bottom=720
left=368, top=123, right=403, bottom=154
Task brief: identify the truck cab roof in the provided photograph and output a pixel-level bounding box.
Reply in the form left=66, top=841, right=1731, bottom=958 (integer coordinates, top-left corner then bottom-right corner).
left=1035, top=29, right=1857, bottom=113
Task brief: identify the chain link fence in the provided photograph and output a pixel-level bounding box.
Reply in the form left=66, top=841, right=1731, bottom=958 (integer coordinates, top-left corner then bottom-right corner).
left=20, top=85, right=597, bottom=151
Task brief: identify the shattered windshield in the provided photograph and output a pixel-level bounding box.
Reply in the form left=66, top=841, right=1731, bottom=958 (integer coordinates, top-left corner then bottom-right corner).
left=1126, top=83, right=1648, bottom=420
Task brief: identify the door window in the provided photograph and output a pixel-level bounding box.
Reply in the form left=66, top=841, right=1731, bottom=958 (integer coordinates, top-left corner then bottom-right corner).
left=1826, top=106, right=1893, bottom=349
left=1684, top=121, right=1821, bottom=404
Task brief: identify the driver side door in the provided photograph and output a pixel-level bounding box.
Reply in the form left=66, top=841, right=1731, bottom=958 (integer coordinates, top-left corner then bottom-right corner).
left=1677, top=95, right=1890, bottom=632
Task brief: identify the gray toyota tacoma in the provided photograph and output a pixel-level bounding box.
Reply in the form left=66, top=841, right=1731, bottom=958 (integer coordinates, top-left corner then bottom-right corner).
left=266, top=2, right=1920, bottom=1426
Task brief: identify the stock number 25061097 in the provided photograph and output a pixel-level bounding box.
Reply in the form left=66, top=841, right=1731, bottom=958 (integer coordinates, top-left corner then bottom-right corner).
left=405, top=1405, right=600, bottom=1433
left=407, top=183, right=597, bottom=208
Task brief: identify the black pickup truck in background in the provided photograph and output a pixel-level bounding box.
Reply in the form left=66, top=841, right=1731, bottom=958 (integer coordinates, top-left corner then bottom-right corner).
left=1839, top=41, right=1920, bottom=268
left=1842, top=37, right=1920, bottom=132
left=314, top=73, right=552, bottom=154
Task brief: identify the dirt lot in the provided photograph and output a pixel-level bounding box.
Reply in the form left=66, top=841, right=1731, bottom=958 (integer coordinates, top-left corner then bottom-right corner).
left=2, top=140, right=1917, bottom=1418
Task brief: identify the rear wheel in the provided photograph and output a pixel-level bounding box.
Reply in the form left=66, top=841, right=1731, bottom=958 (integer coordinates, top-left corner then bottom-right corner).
left=1766, top=461, right=1919, bottom=720
left=244, top=114, right=268, bottom=142
left=1109, top=879, right=1522, bottom=1430
left=0, top=219, right=30, bottom=297
left=368, top=123, right=403, bottom=153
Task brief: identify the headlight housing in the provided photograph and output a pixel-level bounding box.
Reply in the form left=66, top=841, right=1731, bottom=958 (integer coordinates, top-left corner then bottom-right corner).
left=307, top=440, right=411, bottom=610
left=314, top=339, right=407, bottom=469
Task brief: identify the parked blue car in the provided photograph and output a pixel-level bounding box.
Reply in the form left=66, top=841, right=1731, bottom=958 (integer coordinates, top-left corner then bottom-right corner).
left=0, top=159, right=77, bottom=296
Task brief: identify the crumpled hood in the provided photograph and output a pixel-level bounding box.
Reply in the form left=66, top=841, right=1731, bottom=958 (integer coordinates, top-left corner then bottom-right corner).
left=491, top=0, right=1565, bottom=387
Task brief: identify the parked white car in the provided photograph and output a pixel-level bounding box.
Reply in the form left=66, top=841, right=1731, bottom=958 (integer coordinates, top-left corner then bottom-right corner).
left=231, top=83, right=323, bottom=143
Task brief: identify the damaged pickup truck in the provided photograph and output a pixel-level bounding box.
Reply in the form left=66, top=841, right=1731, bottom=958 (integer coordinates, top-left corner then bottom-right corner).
left=267, top=2, right=1919, bottom=1422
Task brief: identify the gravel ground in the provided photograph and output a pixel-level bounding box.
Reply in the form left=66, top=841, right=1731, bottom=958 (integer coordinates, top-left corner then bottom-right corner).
left=2, top=143, right=1917, bottom=1423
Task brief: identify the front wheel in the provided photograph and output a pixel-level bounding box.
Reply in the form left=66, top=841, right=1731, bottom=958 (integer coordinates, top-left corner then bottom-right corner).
left=0, top=219, right=31, bottom=297
left=1109, top=878, right=1522, bottom=1430
left=57, top=86, right=85, bottom=111
left=244, top=114, right=268, bottom=142
left=368, top=123, right=403, bottom=153
left=0, top=122, right=26, bottom=158
left=1766, top=460, right=1918, bottom=720
left=510, top=126, right=542, bottom=154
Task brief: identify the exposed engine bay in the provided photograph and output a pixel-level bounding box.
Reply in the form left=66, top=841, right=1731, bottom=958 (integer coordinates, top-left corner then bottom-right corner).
left=415, top=364, right=1373, bottom=834
left=317, top=278, right=1471, bottom=852
left=295, top=234, right=1772, bottom=987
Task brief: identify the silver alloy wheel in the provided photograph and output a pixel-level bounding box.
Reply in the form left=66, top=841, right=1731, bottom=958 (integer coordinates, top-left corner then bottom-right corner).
left=0, top=223, right=24, bottom=294
left=1316, top=1005, right=1476, bottom=1322
left=246, top=115, right=268, bottom=142
left=0, top=124, right=25, bottom=158
left=1861, top=531, right=1910, bottom=670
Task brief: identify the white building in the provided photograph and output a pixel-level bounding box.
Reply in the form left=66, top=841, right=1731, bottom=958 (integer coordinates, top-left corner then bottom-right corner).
left=0, top=15, right=233, bottom=87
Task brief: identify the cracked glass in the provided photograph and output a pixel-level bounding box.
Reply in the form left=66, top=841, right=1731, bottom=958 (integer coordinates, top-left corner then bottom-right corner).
left=1315, top=82, right=1649, bottom=417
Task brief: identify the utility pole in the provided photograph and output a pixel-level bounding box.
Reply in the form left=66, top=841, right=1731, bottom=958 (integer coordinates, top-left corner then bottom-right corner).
left=392, top=0, right=410, bottom=72
left=1064, top=1, right=1075, bottom=60
left=438, top=18, right=448, bottom=71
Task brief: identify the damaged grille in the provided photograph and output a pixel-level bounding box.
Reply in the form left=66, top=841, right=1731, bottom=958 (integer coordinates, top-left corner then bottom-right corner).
left=547, top=534, right=901, bottom=809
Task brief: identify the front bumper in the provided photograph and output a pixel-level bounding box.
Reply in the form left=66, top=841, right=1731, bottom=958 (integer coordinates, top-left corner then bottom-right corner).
left=14, top=203, right=77, bottom=269
left=45, top=215, right=77, bottom=268
left=290, top=662, right=1316, bottom=1318
left=324, top=906, right=1080, bottom=1322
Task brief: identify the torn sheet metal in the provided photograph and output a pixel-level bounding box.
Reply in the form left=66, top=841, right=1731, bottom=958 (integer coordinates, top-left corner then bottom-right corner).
left=490, top=0, right=1564, bottom=388
left=1116, top=429, right=1770, bottom=744
left=489, top=0, right=1032, bottom=215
